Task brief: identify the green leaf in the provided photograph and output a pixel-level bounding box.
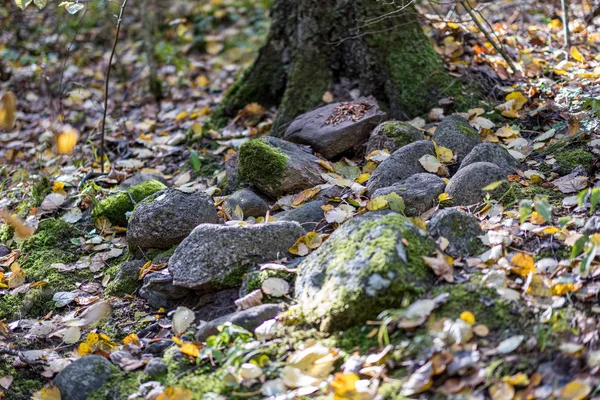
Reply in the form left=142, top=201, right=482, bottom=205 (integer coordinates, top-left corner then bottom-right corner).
left=384, top=192, right=405, bottom=214
left=581, top=246, right=597, bottom=272
left=33, top=0, right=46, bottom=9
left=571, top=235, right=589, bottom=259
left=591, top=188, right=600, bottom=215
left=482, top=180, right=505, bottom=191
left=14, top=0, right=33, bottom=9
left=518, top=199, right=533, bottom=224
left=578, top=188, right=590, bottom=207
left=534, top=197, right=552, bottom=223
left=189, top=150, right=201, bottom=171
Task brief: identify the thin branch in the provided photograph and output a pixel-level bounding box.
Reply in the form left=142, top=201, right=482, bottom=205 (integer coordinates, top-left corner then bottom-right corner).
left=561, top=0, right=571, bottom=49
left=100, top=0, right=129, bottom=174
left=459, top=0, right=518, bottom=75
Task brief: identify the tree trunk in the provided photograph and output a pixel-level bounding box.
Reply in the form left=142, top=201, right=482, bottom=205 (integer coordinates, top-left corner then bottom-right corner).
left=213, top=0, right=472, bottom=134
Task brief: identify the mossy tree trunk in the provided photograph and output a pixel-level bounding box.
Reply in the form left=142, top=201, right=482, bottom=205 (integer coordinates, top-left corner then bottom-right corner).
left=214, top=0, right=468, bottom=134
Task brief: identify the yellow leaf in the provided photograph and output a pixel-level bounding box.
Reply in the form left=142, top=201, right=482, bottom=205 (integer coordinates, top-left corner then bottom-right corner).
left=527, top=275, right=552, bottom=297
left=6, top=264, right=25, bottom=289
left=330, top=373, right=362, bottom=400
left=122, top=333, right=140, bottom=346
left=503, top=372, right=530, bottom=386
left=552, top=282, right=582, bottom=296
left=292, top=187, right=320, bottom=207
left=496, top=125, right=519, bottom=138
left=542, top=226, right=561, bottom=235
left=180, top=343, right=200, bottom=358
left=175, top=111, right=188, bottom=121
left=510, top=253, right=535, bottom=278
left=489, top=381, right=515, bottom=400
left=438, top=193, right=452, bottom=203
left=356, top=173, right=370, bottom=184
left=460, top=311, right=475, bottom=325
left=506, top=92, right=527, bottom=110
left=31, top=386, right=61, bottom=400
left=409, top=217, right=427, bottom=231
left=447, top=22, right=460, bottom=29
left=571, top=47, right=585, bottom=63
left=590, top=233, right=600, bottom=246
left=77, top=342, right=93, bottom=356
left=434, top=143, right=454, bottom=163
left=289, top=236, right=309, bottom=256
left=559, top=380, right=591, bottom=400
left=196, top=75, right=210, bottom=87
left=367, top=196, right=388, bottom=211
left=56, top=127, right=79, bottom=154
left=52, top=182, right=65, bottom=192
left=304, top=232, right=323, bottom=249
left=156, top=387, right=194, bottom=400
left=318, top=160, right=335, bottom=173
left=86, top=332, right=99, bottom=346
left=0, top=91, right=17, bottom=130
left=501, top=110, right=520, bottom=119
left=0, top=209, right=34, bottom=239
left=530, top=211, right=545, bottom=225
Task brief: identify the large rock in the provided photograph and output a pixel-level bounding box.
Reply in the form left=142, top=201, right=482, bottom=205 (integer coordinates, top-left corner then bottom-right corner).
left=223, top=189, right=269, bottom=219
left=195, top=304, right=283, bottom=341
left=459, top=142, right=519, bottom=173
left=365, top=121, right=424, bottom=155
left=432, top=115, right=481, bottom=163
left=169, top=222, right=304, bottom=290
left=366, top=140, right=435, bottom=192
left=238, top=137, right=326, bottom=198
left=445, top=162, right=507, bottom=206
left=371, top=173, right=446, bottom=216
left=284, top=97, right=387, bottom=159
left=428, top=209, right=483, bottom=258
left=276, top=200, right=326, bottom=232
left=295, top=212, right=436, bottom=330
left=54, top=355, right=115, bottom=400
left=127, top=188, right=218, bottom=250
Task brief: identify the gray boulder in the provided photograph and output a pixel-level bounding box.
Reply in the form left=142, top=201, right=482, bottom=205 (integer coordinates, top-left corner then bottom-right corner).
left=144, top=358, right=168, bottom=378
left=366, top=140, right=435, bottom=192
left=139, top=271, right=192, bottom=309
left=127, top=188, right=218, bottom=250
left=54, top=355, right=115, bottom=400
left=459, top=142, right=519, bottom=173
left=284, top=97, right=387, bottom=159
left=238, top=137, right=326, bottom=198
left=195, top=304, right=283, bottom=341
left=169, top=222, right=304, bottom=290
left=295, top=211, right=436, bottom=330
left=445, top=162, right=507, bottom=206
left=365, top=121, right=424, bottom=155
left=120, top=173, right=169, bottom=190
left=224, top=189, right=269, bottom=219
left=432, top=115, right=481, bottom=163
left=276, top=200, right=326, bottom=232
left=428, top=209, right=484, bottom=258
left=372, top=173, right=446, bottom=216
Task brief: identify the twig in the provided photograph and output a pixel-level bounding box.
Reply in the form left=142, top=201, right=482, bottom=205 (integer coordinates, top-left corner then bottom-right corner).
left=100, top=0, right=129, bottom=174
left=459, top=0, right=518, bottom=75
left=561, top=0, right=571, bottom=49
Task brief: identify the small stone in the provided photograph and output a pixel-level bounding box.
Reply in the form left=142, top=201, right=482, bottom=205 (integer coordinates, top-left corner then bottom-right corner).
left=54, top=355, right=115, bottom=400
left=127, top=188, right=218, bottom=250
left=445, top=162, right=507, bottom=206
left=428, top=208, right=484, bottom=258
left=432, top=115, right=481, bottom=163
left=583, top=216, right=600, bottom=235
left=367, top=140, right=436, bottom=192
left=284, top=97, right=387, bottom=159
left=371, top=173, right=446, bottom=216
left=144, top=358, right=168, bottom=378
left=238, top=137, right=326, bottom=198
left=120, top=173, right=169, bottom=190
left=144, top=340, right=174, bottom=357
left=536, top=258, right=559, bottom=274
left=139, top=271, right=192, bottom=309
left=105, top=260, right=144, bottom=296
left=195, top=304, right=283, bottom=341
left=276, top=200, right=326, bottom=232
left=459, top=142, right=519, bottom=173
left=0, top=245, right=10, bottom=257
left=365, top=121, right=424, bottom=155
left=223, top=189, right=269, bottom=219
left=169, top=222, right=304, bottom=290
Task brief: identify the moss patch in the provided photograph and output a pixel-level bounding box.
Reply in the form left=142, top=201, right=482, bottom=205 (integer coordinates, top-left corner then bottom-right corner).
left=87, top=371, right=142, bottom=400
left=0, top=362, right=44, bottom=399
left=379, top=121, right=424, bottom=147
left=494, top=182, right=563, bottom=207
left=91, top=180, right=166, bottom=226
left=238, top=139, right=289, bottom=190
left=554, top=147, right=594, bottom=175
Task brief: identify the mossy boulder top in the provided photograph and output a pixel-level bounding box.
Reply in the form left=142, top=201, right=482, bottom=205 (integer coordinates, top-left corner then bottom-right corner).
left=432, top=114, right=481, bottom=163
left=127, top=188, right=218, bottom=251
left=169, top=221, right=304, bottom=290
left=366, top=140, right=435, bottom=192
left=294, top=211, right=436, bottom=330
left=283, top=96, right=387, bottom=159
left=238, top=136, right=326, bottom=198
left=365, top=120, right=425, bottom=155
left=428, top=208, right=484, bottom=258
left=92, top=180, right=167, bottom=226
left=445, top=161, right=507, bottom=206
left=459, top=142, right=519, bottom=173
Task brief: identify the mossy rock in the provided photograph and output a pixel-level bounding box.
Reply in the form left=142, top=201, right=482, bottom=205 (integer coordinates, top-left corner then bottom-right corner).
left=366, top=121, right=425, bottom=154
left=554, top=147, right=594, bottom=175
left=240, top=269, right=295, bottom=297
left=91, top=180, right=167, bottom=226
left=295, top=211, right=436, bottom=330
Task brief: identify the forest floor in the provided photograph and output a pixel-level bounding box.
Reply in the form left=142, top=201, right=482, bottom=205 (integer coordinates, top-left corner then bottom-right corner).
left=2, top=0, right=600, bottom=399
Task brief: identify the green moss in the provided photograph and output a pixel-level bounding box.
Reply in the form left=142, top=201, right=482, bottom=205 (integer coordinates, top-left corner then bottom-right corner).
left=92, top=180, right=167, bottom=226
left=457, top=121, right=479, bottom=139
left=241, top=269, right=294, bottom=296
left=379, top=121, right=423, bottom=148
left=494, top=182, right=563, bottom=207
left=87, top=371, right=142, bottom=400
left=554, top=147, right=594, bottom=175
left=0, top=223, right=13, bottom=244
left=432, top=283, right=530, bottom=332
left=0, top=361, right=44, bottom=399
left=211, top=264, right=249, bottom=290
left=19, top=219, right=74, bottom=254
left=238, top=139, right=289, bottom=190
left=299, top=213, right=436, bottom=329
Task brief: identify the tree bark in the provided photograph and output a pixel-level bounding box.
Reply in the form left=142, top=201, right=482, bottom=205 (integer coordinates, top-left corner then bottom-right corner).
left=213, top=0, right=470, bottom=134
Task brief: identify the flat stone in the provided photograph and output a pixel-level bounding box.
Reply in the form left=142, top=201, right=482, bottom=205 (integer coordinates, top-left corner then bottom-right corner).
left=445, top=162, right=507, bottom=206
left=432, top=115, right=481, bottom=163
left=169, top=222, right=304, bottom=290
left=223, top=188, right=269, bottom=219
left=372, top=173, right=446, bottom=216
left=54, top=356, right=115, bottom=400
left=365, top=121, right=424, bottom=155
left=366, top=140, right=435, bottom=192
left=284, top=97, right=387, bottom=159
left=238, top=137, right=326, bottom=198
left=428, top=208, right=483, bottom=258
left=459, top=142, right=519, bottom=173
left=276, top=200, right=326, bottom=232
left=195, top=304, right=283, bottom=341
left=127, top=188, right=218, bottom=250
